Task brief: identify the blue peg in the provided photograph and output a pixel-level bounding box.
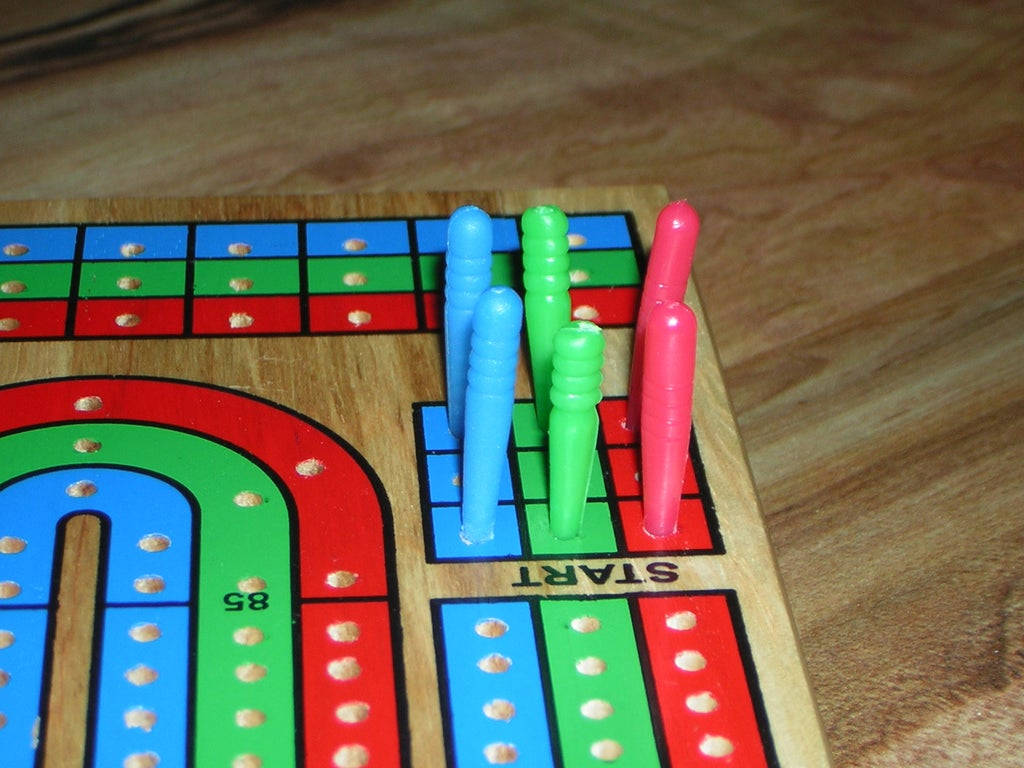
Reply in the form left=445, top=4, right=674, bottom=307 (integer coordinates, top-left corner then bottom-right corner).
left=444, top=205, right=493, bottom=438
left=460, top=286, right=523, bottom=545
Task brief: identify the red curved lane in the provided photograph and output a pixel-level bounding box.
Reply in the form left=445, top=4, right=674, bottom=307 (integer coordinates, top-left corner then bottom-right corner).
left=0, top=377, right=390, bottom=599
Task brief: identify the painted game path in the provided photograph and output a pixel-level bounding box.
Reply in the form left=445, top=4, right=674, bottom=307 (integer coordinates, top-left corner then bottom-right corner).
left=0, top=376, right=403, bottom=768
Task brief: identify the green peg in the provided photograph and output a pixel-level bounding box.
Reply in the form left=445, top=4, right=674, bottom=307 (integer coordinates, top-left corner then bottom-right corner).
left=522, top=205, right=571, bottom=431
left=548, top=320, right=605, bottom=540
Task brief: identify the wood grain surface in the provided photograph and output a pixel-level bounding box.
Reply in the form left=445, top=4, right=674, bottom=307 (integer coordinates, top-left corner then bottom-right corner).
left=0, top=2, right=1021, bottom=766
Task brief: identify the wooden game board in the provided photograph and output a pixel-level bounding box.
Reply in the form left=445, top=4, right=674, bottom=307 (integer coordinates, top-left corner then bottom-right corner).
left=0, top=188, right=832, bottom=767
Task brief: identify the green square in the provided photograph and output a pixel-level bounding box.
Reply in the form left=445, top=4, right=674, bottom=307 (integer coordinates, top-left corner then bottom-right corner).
left=1, top=262, right=73, bottom=299
left=193, top=258, right=298, bottom=296
left=418, top=252, right=519, bottom=293
left=568, top=249, right=640, bottom=287
left=512, top=402, right=545, bottom=447
left=78, top=261, right=185, bottom=298
left=308, top=256, right=413, bottom=294
left=525, top=501, right=617, bottom=555
left=517, top=449, right=605, bottom=500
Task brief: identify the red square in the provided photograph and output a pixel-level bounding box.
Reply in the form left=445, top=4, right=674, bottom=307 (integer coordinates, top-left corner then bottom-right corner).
left=607, top=446, right=700, bottom=497
left=422, top=291, right=441, bottom=330
left=598, top=397, right=634, bottom=446
left=309, top=293, right=418, bottom=333
left=618, top=498, right=712, bottom=552
left=570, top=286, right=639, bottom=327
left=74, top=298, right=184, bottom=337
left=0, top=300, right=68, bottom=338
left=191, top=296, right=300, bottom=335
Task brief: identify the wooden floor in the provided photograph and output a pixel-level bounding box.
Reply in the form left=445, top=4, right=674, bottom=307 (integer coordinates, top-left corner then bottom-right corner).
left=1, top=2, right=1022, bottom=765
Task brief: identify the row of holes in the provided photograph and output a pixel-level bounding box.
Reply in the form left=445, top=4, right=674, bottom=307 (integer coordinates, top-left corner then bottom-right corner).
left=3, top=232, right=592, bottom=261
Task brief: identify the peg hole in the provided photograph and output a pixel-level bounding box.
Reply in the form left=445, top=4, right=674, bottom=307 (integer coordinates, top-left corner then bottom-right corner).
left=0, top=630, right=12, bottom=648
left=123, top=753, right=159, bottom=768
left=343, top=238, right=367, bottom=252
left=347, top=310, right=371, bottom=326
left=229, top=312, right=254, bottom=329
left=238, top=576, right=266, bottom=593
left=567, top=233, right=587, bottom=247
left=674, top=650, right=707, bottom=671
left=483, top=699, right=516, bottom=721
left=232, top=756, right=262, bottom=768
left=138, top=534, right=170, bottom=553
left=483, top=743, right=518, bottom=764
left=1, top=281, right=25, bottom=294
left=575, top=656, right=606, bottom=676
left=568, top=269, right=589, bottom=284
left=295, top=458, right=325, bottom=477
left=125, top=664, right=158, bottom=686
left=73, top=438, right=102, bottom=453
left=233, top=627, right=264, bottom=646
left=124, top=707, right=157, bottom=732
left=228, top=243, right=252, bottom=256
left=0, top=582, right=21, bottom=599
left=327, top=657, right=361, bottom=680
left=326, top=570, right=357, bottom=589
left=343, top=272, right=368, bottom=286
left=590, top=739, right=623, bottom=761
left=581, top=699, right=614, bottom=719
left=327, top=621, right=360, bottom=643
left=129, top=623, right=161, bottom=643
left=335, top=701, right=370, bottom=724
left=234, top=491, right=263, bottom=507
left=572, top=305, right=598, bottom=321
left=475, top=619, right=509, bottom=638
left=2, top=243, right=28, bottom=257
left=477, top=654, right=512, bottom=674
left=235, top=709, right=266, bottom=728
left=115, top=313, right=141, bottom=328
left=133, top=575, right=165, bottom=594
left=117, top=276, right=142, bottom=291
left=229, top=278, right=254, bottom=292
left=0, top=537, right=26, bottom=555
left=235, top=663, right=268, bottom=683
left=74, top=395, right=103, bottom=412
left=0, top=318, right=19, bottom=331
left=333, top=744, right=370, bottom=767
left=686, top=691, right=718, bottom=713
left=570, top=616, right=601, bottom=633
left=666, top=611, right=697, bottom=631
left=699, top=735, right=734, bottom=758
left=67, top=480, right=97, bottom=498
left=120, top=243, right=145, bottom=258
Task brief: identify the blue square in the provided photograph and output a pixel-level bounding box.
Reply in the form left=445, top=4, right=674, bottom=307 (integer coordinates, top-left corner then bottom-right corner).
left=1, top=227, right=77, bottom=262
left=83, top=225, right=188, bottom=261
left=307, top=220, right=409, bottom=256
left=419, top=405, right=459, bottom=451
left=430, top=504, right=522, bottom=559
left=566, top=214, right=632, bottom=249
left=415, top=216, right=519, bottom=254
left=426, top=452, right=513, bottom=504
left=195, top=223, right=298, bottom=258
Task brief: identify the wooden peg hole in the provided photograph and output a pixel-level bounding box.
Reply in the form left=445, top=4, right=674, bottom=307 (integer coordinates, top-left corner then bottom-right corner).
left=686, top=691, right=718, bottom=713
left=133, top=575, right=165, bottom=594
left=120, top=243, right=145, bottom=257
left=342, top=272, right=368, bottom=287
left=67, top=480, right=97, bottom=497
left=576, top=656, right=607, bottom=676
left=327, top=621, right=360, bottom=643
left=333, top=744, right=370, bottom=767
left=0, top=670, right=9, bottom=687
left=124, top=707, right=157, bottom=732
left=581, top=699, right=613, bottom=720
left=296, top=458, right=325, bottom=477
left=475, top=618, right=509, bottom=638
left=74, top=395, right=103, bottom=412
left=326, top=570, right=357, bottom=589
left=234, top=491, right=263, bottom=507
left=699, top=735, right=734, bottom=757
left=235, top=709, right=266, bottom=728
left=0, top=712, right=5, bottom=729
left=568, top=269, right=589, bottom=284
left=125, top=664, right=158, bottom=686
left=233, top=626, right=264, bottom=646
left=327, top=657, right=361, bottom=681
left=347, top=310, right=371, bottom=326
left=229, top=312, right=254, bottom=329
left=0, top=318, right=20, bottom=331
left=483, top=743, right=518, bottom=764
left=129, top=623, right=161, bottom=642
left=335, top=701, right=370, bottom=724
left=138, top=534, right=170, bottom=552
left=238, top=576, right=267, bottom=593
left=123, top=752, right=159, bottom=768
left=0, top=537, right=26, bottom=555
left=567, top=233, right=587, bottom=247
left=229, top=278, right=254, bottom=292
left=232, top=755, right=262, bottom=768
left=0, top=582, right=21, bottom=599
left=117, top=276, right=142, bottom=291
left=0, top=630, right=13, bottom=648
left=343, top=238, right=368, bottom=252
left=590, top=739, right=623, bottom=762
left=570, top=616, right=601, bottom=633
left=235, top=663, right=268, bottom=683
left=115, top=313, right=141, bottom=328
left=228, top=242, right=253, bottom=256
left=0, top=281, right=25, bottom=294
left=73, top=438, right=102, bottom=453
left=2, top=243, right=28, bottom=257
left=483, top=699, right=516, bottom=721
left=666, top=611, right=697, bottom=631
left=477, top=654, right=511, bottom=674
left=451, top=473, right=461, bottom=487
left=572, top=305, right=599, bottom=321
left=675, top=650, right=707, bottom=672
